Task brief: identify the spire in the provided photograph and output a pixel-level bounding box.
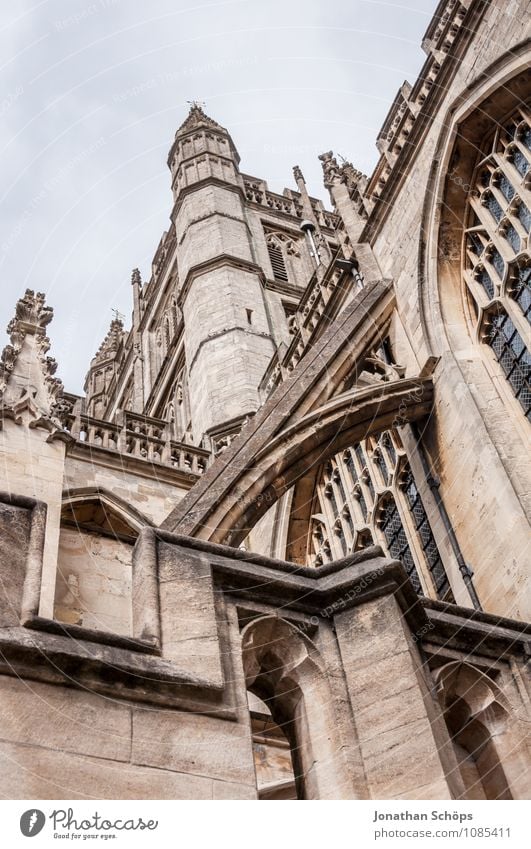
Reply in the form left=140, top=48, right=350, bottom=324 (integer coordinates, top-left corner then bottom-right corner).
left=93, top=316, right=124, bottom=364
left=175, top=102, right=224, bottom=138
left=0, top=289, right=70, bottom=436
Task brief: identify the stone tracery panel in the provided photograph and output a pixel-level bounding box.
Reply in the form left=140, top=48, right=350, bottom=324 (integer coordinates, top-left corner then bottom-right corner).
left=306, top=429, right=452, bottom=600
left=463, top=107, right=531, bottom=420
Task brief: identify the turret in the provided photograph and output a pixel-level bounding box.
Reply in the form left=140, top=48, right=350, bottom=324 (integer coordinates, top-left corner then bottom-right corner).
left=168, top=104, right=276, bottom=440
left=84, top=316, right=125, bottom=418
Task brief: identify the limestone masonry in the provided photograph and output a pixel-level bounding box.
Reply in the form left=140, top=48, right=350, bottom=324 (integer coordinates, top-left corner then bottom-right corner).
left=0, top=0, right=530, bottom=800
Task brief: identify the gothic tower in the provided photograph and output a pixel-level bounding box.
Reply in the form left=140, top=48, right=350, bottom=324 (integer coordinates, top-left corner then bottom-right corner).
left=168, top=104, right=276, bottom=439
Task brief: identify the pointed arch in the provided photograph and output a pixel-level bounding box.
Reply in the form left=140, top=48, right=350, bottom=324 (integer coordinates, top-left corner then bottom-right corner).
left=61, top=486, right=150, bottom=542
left=434, top=661, right=513, bottom=800
left=241, top=615, right=354, bottom=799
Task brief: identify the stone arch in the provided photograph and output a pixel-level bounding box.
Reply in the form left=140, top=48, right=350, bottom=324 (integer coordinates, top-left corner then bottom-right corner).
left=434, top=661, right=513, bottom=800
left=422, top=46, right=531, bottom=357
left=417, top=49, right=531, bottom=617
left=167, top=377, right=432, bottom=545
left=61, top=487, right=149, bottom=541
left=241, top=615, right=354, bottom=799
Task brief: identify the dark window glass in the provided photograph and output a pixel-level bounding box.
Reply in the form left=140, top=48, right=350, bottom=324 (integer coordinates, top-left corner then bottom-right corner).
left=517, top=202, right=531, bottom=233
left=478, top=267, right=495, bottom=299
left=380, top=497, right=422, bottom=593
left=344, top=451, right=356, bottom=483
left=354, top=486, right=368, bottom=521
left=364, top=471, right=375, bottom=501
left=511, top=147, right=529, bottom=177
left=486, top=192, right=503, bottom=222
left=512, top=267, right=531, bottom=326
left=504, top=223, right=520, bottom=253
left=380, top=432, right=396, bottom=466
left=498, top=173, right=515, bottom=202
left=354, top=443, right=365, bottom=469
left=488, top=311, right=531, bottom=418
left=490, top=248, right=505, bottom=279
left=467, top=232, right=484, bottom=256
left=402, top=467, right=450, bottom=598
left=374, top=450, right=388, bottom=481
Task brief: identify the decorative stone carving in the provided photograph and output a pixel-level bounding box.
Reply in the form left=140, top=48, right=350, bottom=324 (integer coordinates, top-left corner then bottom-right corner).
left=318, top=151, right=341, bottom=187
left=0, top=290, right=71, bottom=439
left=94, top=318, right=124, bottom=363
left=365, top=346, right=406, bottom=381
left=340, top=161, right=367, bottom=190
left=176, top=103, right=222, bottom=136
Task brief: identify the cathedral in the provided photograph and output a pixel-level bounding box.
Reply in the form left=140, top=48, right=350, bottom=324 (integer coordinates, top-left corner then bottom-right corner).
left=0, top=0, right=530, bottom=800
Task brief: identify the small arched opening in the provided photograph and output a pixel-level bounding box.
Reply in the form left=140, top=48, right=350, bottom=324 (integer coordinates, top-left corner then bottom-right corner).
left=242, top=616, right=353, bottom=800
left=435, top=662, right=513, bottom=800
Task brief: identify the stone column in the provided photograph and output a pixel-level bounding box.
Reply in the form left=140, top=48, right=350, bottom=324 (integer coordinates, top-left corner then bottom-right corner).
left=335, top=592, right=455, bottom=799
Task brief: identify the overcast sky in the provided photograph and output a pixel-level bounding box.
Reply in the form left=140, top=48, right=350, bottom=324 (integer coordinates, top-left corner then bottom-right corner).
left=0, top=0, right=436, bottom=393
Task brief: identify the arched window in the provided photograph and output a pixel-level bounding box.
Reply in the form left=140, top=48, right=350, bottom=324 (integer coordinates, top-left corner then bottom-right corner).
left=463, top=108, right=531, bottom=421
left=306, top=431, right=453, bottom=600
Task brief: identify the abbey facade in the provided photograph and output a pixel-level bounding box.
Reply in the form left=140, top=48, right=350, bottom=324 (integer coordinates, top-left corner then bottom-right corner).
left=0, top=0, right=530, bottom=801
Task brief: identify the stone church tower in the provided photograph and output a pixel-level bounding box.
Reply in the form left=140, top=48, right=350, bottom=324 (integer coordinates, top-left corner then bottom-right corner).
left=0, top=0, right=530, bottom=800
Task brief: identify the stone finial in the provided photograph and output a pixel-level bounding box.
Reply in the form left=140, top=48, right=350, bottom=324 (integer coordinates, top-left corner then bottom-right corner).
left=176, top=102, right=222, bottom=136
left=318, top=151, right=341, bottom=187
left=293, top=165, right=304, bottom=183
left=0, top=289, right=55, bottom=394
left=340, top=161, right=367, bottom=190
left=0, top=290, right=70, bottom=438
left=10, top=289, right=53, bottom=334
left=94, top=317, right=124, bottom=363
left=131, top=268, right=142, bottom=287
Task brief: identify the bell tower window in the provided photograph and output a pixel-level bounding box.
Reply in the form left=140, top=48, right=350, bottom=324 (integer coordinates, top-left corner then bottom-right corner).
left=267, top=240, right=288, bottom=282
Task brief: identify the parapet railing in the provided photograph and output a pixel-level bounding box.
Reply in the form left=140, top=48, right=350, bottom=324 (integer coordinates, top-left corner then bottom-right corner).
left=68, top=412, right=211, bottom=477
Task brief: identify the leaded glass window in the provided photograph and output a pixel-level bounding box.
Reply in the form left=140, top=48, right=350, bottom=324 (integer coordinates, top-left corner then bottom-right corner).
left=306, top=430, right=452, bottom=600
left=463, top=108, right=531, bottom=421
left=401, top=466, right=450, bottom=598
left=512, top=265, right=531, bottom=326
left=487, top=311, right=531, bottom=419
left=379, top=496, right=421, bottom=593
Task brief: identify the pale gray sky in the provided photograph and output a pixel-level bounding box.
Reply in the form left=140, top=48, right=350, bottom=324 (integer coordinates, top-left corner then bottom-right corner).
left=0, top=0, right=436, bottom=393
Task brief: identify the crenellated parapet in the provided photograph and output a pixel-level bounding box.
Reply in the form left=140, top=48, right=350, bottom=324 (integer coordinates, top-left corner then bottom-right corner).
left=362, top=0, right=478, bottom=230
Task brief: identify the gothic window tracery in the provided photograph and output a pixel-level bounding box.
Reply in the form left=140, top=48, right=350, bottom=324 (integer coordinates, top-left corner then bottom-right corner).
left=463, top=107, right=531, bottom=420
left=307, top=430, right=452, bottom=600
